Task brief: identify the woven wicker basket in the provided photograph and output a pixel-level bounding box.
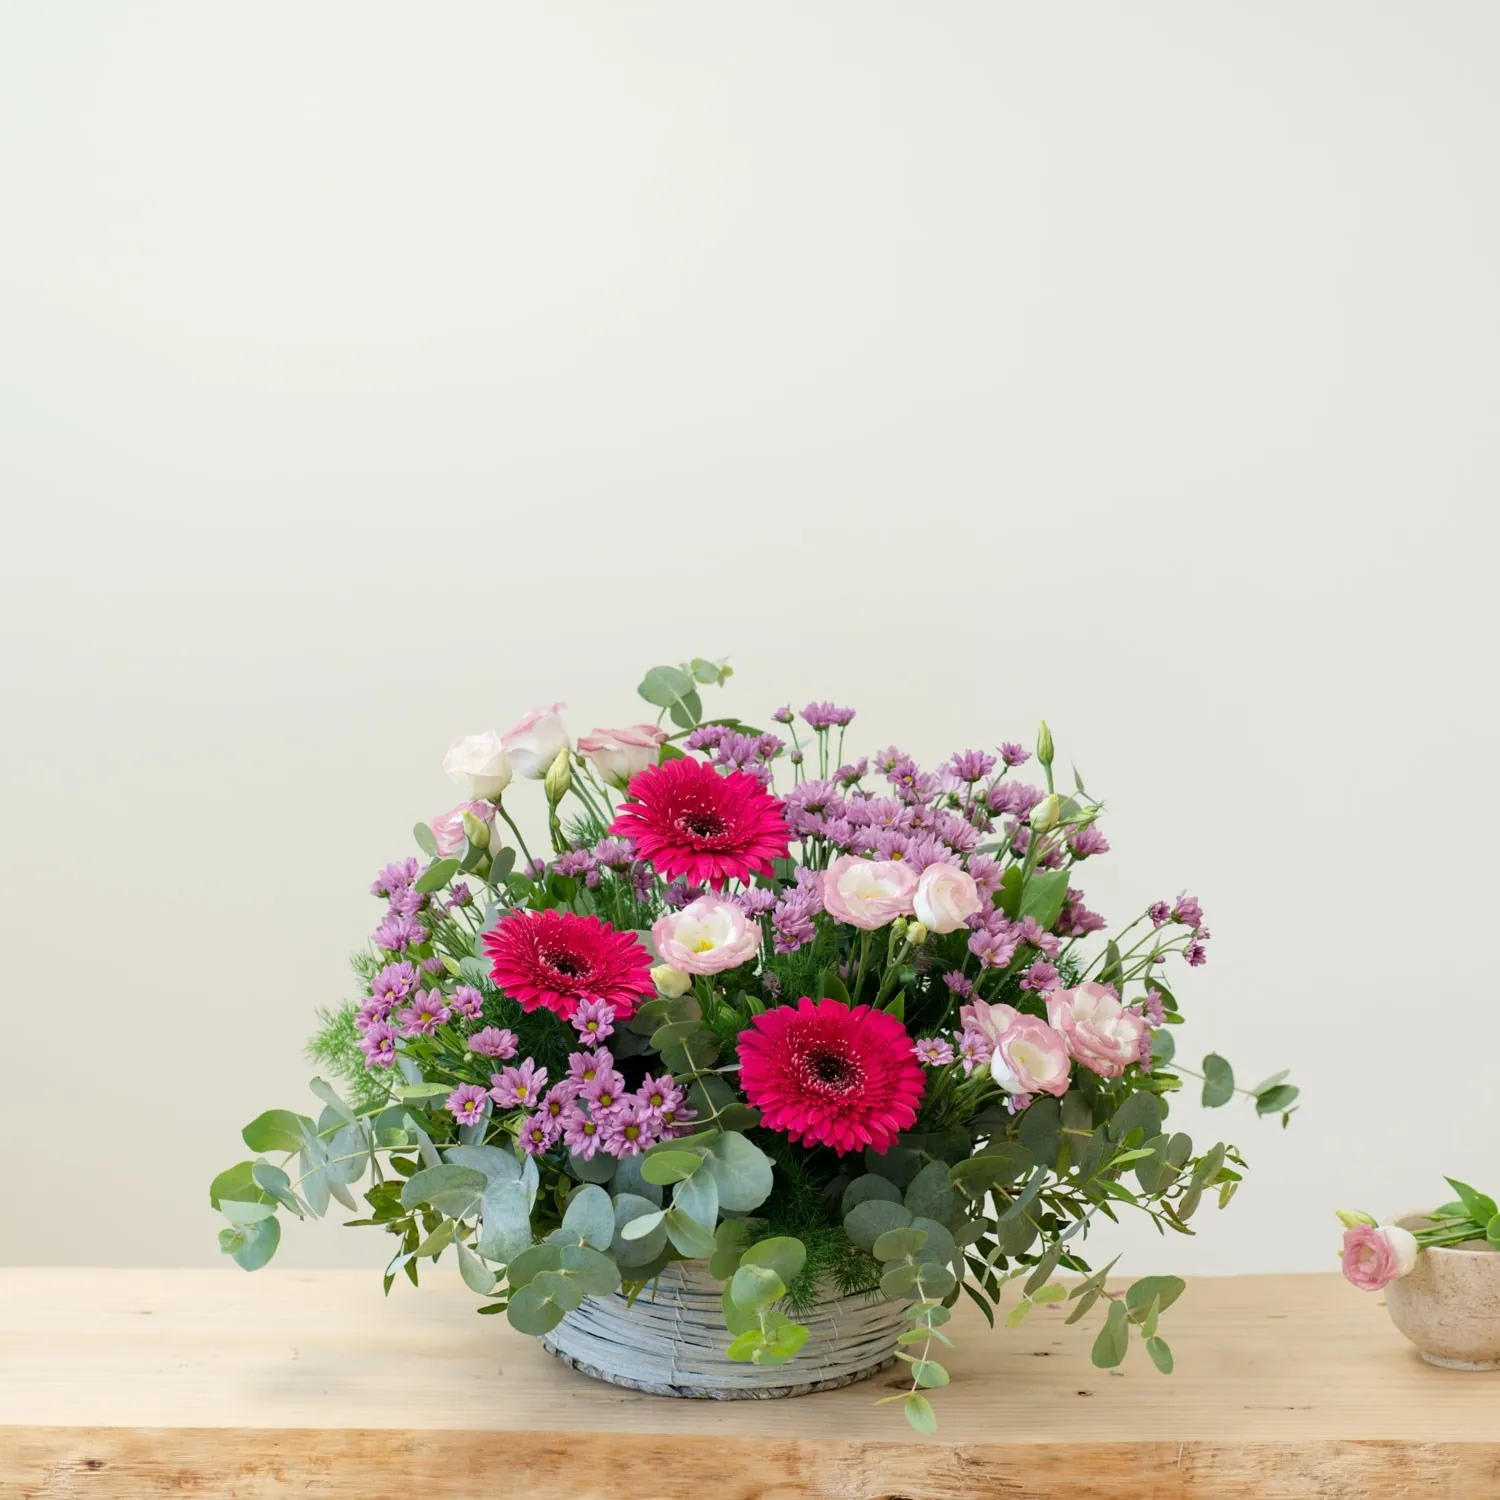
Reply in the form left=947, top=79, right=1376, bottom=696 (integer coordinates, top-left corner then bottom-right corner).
left=540, top=1260, right=907, bottom=1399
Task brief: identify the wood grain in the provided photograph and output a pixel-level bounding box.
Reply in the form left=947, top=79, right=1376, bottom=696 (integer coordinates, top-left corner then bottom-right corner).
left=2, top=1269, right=1497, bottom=1498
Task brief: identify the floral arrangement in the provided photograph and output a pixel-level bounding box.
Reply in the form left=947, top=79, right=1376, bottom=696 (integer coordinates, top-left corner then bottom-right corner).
left=1338, top=1181, right=1500, bottom=1291
left=211, top=658, right=1296, bottom=1431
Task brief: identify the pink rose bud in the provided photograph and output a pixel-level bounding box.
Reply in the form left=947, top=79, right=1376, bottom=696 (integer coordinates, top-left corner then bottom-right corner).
left=1340, top=1224, right=1419, bottom=1291
left=501, top=703, right=570, bottom=779
left=578, top=724, right=669, bottom=791
left=990, top=1015, right=1072, bottom=1098
left=912, top=862, right=983, bottom=934
left=1045, top=982, right=1148, bottom=1080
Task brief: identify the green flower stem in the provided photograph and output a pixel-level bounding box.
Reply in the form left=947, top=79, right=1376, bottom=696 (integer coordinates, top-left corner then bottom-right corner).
left=494, top=804, right=536, bottom=868
left=851, top=930, right=874, bottom=1003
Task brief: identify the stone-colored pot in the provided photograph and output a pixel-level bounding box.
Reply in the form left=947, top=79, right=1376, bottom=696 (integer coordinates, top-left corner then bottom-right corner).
left=1384, top=1214, right=1500, bottom=1371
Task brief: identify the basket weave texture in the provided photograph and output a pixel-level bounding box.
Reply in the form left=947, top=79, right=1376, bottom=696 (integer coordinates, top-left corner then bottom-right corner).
left=539, top=1260, right=907, bottom=1399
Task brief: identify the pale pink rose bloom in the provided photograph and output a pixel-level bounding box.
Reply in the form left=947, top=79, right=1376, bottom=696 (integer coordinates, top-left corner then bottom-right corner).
left=1340, top=1224, right=1419, bottom=1291
left=578, top=724, right=668, bottom=791
left=958, top=1000, right=1019, bottom=1052
left=429, top=801, right=497, bottom=858
left=991, top=1015, right=1071, bottom=1097
left=821, top=855, right=919, bottom=931
left=913, top=863, right=982, bottom=934
left=1045, top=982, right=1148, bottom=1080
left=651, top=896, right=761, bottom=975
left=502, top=703, right=570, bottom=779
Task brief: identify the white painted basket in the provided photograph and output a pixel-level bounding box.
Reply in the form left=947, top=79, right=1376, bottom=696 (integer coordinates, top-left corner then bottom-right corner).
left=540, top=1259, right=907, bottom=1399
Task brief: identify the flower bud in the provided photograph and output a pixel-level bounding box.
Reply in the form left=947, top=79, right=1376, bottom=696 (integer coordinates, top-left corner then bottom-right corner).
left=1030, top=794, right=1061, bottom=833
left=1336, top=1209, right=1378, bottom=1229
left=1036, top=720, right=1054, bottom=769
left=906, top=921, right=929, bottom=946
left=651, top=963, right=693, bottom=998
left=460, top=810, right=491, bottom=849
left=543, top=746, right=573, bottom=804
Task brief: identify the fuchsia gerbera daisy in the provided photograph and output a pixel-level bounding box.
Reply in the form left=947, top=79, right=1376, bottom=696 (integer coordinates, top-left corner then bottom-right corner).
left=609, top=757, right=791, bottom=889
left=482, top=908, right=653, bottom=1021
left=737, top=997, right=927, bottom=1155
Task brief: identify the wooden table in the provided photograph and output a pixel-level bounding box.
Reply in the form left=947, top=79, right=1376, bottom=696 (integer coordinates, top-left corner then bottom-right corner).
left=2, top=1268, right=1495, bottom=1498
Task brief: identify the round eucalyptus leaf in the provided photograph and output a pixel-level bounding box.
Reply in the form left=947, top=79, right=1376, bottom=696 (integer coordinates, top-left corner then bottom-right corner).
left=841, top=1174, right=903, bottom=1217
left=739, top=1235, right=807, bottom=1288
left=872, top=1225, right=929, bottom=1262
left=506, top=1283, right=566, bottom=1336
left=559, top=1244, right=621, bottom=1298
left=504, top=1243, right=562, bottom=1290
left=844, top=1198, right=912, bottom=1252
left=561, top=1184, right=616, bottom=1250
left=700, top=1132, right=773, bottom=1212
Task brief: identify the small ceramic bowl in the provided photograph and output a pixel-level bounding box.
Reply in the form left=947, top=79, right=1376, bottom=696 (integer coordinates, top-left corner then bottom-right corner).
left=1384, top=1214, right=1500, bottom=1370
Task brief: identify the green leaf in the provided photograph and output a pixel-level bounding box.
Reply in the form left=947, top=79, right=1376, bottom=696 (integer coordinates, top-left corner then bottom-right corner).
left=997, top=865, right=1023, bottom=918
left=456, top=1241, right=495, bottom=1294
left=730, top=1263, right=786, bottom=1314
left=842, top=1174, right=904, bottom=1215
left=673, top=1167, right=720, bottom=1230
left=708, top=1218, right=751, bottom=1280
left=664, top=1207, right=717, bottom=1258
left=818, top=969, right=851, bottom=1003
left=220, top=1197, right=277, bottom=1225
left=506, top=1283, right=568, bottom=1336
left=567, top=1150, right=618, bottom=1185
left=242, top=1110, right=314, bottom=1154
left=412, top=821, right=440, bottom=858
left=904, top=1160, right=961, bottom=1228
left=1018, top=868, right=1071, bottom=930
left=610, top=1194, right=667, bottom=1265
left=414, top=857, right=461, bottom=894
left=1445, top=1178, right=1499, bottom=1225
left=1126, top=1275, right=1186, bottom=1321
left=1097, top=939, right=1123, bottom=986
left=250, top=1161, right=304, bottom=1218
left=561, top=1184, right=615, bottom=1250
left=444, top=1144, right=525, bottom=1184
left=401, top=1164, right=487, bottom=1220
left=1201, top=1054, right=1234, bottom=1108
left=873, top=1226, right=930, bottom=1262
left=1250, top=1069, right=1290, bottom=1096
left=740, top=1236, right=807, bottom=1288
left=949, top=1145, right=1033, bottom=1191
left=903, top=1393, right=937, bottom=1435
left=844, top=1198, right=913, bottom=1252
left=415, top=1219, right=456, bottom=1258
left=1017, top=1096, right=1062, bottom=1167
left=209, top=1161, right=273, bottom=1213
left=1091, top=1297, right=1130, bottom=1368
left=1150, top=1028, right=1176, bottom=1067
left=505, top=1243, right=562, bottom=1290
left=1146, top=1335, right=1174, bottom=1374
left=640, top=1149, right=703, bottom=1185
left=910, top=1359, right=949, bottom=1388
left=725, top=1328, right=764, bottom=1361
left=1107, top=1091, right=1164, bottom=1146
left=667, top=689, right=703, bottom=729
left=756, top=1318, right=810, bottom=1365
left=880, top=1263, right=921, bottom=1297
left=222, top=1214, right=280, bottom=1271
left=1255, top=1084, right=1300, bottom=1115
left=638, top=664, right=696, bottom=710
left=699, top=1132, right=774, bottom=1212
left=478, top=1178, right=533, bottom=1263
left=308, top=1076, right=355, bottom=1122
left=1487, top=1214, right=1500, bottom=1247
left=559, top=1244, right=620, bottom=1297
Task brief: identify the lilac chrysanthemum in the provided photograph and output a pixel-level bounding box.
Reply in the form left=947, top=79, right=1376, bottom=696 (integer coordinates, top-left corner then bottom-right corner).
left=571, top=998, right=616, bottom=1045
left=518, top=1112, right=561, bottom=1156
left=489, top=1057, right=548, bottom=1108
left=801, top=702, right=855, bottom=729
left=914, top=1037, right=956, bottom=1067
left=450, top=985, right=485, bottom=1020
left=599, top=1098, right=659, bottom=1157
left=948, top=749, right=997, bottom=783
left=560, top=1103, right=603, bottom=1159
left=374, top=914, right=426, bottom=953
left=371, top=858, right=419, bottom=897
left=398, top=990, right=450, bottom=1036
left=358, top=1020, right=398, bottom=1068
left=447, top=1084, right=490, bottom=1126
left=468, top=1026, right=518, bottom=1060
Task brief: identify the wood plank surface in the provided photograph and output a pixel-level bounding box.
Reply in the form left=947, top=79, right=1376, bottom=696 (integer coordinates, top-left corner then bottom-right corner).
left=2, top=1268, right=1496, bottom=1498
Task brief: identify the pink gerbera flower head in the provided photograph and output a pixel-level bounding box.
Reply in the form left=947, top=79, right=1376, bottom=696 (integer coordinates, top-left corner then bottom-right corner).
left=482, top=908, right=653, bottom=1021
left=608, top=757, right=791, bottom=889
left=737, top=997, right=926, bottom=1155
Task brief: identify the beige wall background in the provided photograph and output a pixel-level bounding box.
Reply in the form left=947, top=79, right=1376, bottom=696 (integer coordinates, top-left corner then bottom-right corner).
left=2, top=2, right=1497, bottom=1277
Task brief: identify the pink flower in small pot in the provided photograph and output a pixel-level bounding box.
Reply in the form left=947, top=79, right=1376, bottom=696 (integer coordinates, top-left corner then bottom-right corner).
left=578, top=724, right=669, bottom=791
left=958, top=1000, right=1018, bottom=1052
left=1045, top=982, right=1148, bottom=1080
left=990, top=1015, right=1072, bottom=1097
left=912, top=862, right=982, bottom=934
left=502, top=703, right=570, bottom=779
left=651, top=896, right=761, bottom=975
left=821, top=855, right=918, bottom=931
left=1341, top=1224, right=1420, bottom=1291
left=429, top=801, right=497, bottom=859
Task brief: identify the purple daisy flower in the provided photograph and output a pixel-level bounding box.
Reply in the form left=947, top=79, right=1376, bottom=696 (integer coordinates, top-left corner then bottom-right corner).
left=560, top=1103, right=603, bottom=1159
left=957, top=1028, right=993, bottom=1077
left=447, top=1084, right=490, bottom=1126
left=1172, top=892, right=1206, bottom=930
left=998, top=743, right=1031, bottom=767
left=1142, top=989, right=1166, bottom=1026
left=371, top=961, right=418, bottom=1008
left=374, top=914, right=426, bottom=953
left=1068, top=826, right=1110, bottom=860
left=635, top=1073, right=685, bottom=1121
left=1021, top=959, right=1061, bottom=993
left=386, top=886, right=427, bottom=919
left=942, top=971, right=975, bottom=1000
left=591, top=837, right=636, bottom=870
left=489, top=1057, right=549, bottom=1108
left=914, top=1037, right=956, bottom=1066
left=398, top=990, right=450, bottom=1036
left=518, top=1112, right=561, bottom=1156
left=770, top=705, right=795, bottom=725
left=468, top=1026, right=518, bottom=1060
left=581, top=1066, right=627, bottom=1114
left=570, top=998, right=616, bottom=1044
left=566, top=1049, right=612, bottom=1089
left=446, top=882, right=474, bottom=909
left=948, top=749, right=997, bottom=783
left=450, top=985, right=484, bottom=1020
left=371, top=858, right=419, bottom=897
left=357, top=1020, right=398, bottom=1068
left=1185, top=939, right=1208, bottom=967
left=801, top=701, right=855, bottom=729
left=1148, top=900, right=1172, bottom=928
left=599, top=1098, right=658, bottom=1157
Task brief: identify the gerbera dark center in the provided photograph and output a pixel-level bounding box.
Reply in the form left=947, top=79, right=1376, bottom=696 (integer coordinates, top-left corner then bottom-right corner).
left=677, top=809, right=728, bottom=838
left=543, top=948, right=588, bottom=978
left=796, top=1043, right=864, bottom=1097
